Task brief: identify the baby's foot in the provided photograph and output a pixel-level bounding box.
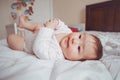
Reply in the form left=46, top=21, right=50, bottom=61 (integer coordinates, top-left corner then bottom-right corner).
left=18, top=15, right=26, bottom=28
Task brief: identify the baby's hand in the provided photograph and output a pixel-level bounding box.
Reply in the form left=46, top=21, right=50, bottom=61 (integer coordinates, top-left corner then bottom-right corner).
left=44, top=18, right=59, bottom=29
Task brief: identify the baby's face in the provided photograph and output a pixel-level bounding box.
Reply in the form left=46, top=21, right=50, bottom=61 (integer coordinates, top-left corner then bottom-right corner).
left=60, top=32, right=97, bottom=61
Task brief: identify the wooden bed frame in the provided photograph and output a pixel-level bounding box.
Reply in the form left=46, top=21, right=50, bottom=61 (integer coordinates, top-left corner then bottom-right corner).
left=86, top=0, right=120, bottom=32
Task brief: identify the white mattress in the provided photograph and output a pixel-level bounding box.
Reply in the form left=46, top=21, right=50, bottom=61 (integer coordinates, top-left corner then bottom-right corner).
left=0, top=31, right=120, bottom=80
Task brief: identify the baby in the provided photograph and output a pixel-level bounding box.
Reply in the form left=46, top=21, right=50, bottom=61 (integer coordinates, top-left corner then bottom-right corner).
left=7, top=15, right=103, bottom=61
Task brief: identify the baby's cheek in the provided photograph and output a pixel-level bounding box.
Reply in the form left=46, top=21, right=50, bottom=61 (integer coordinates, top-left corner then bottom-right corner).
left=67, top=50, right=74, bottom=57
left=64, top=50, right=72, bottom=58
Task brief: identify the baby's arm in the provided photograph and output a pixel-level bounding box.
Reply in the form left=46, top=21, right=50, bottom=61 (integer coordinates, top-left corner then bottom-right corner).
left=33, top=19, right=58, bottom=59
left=33, top=27, right=54, bottom=59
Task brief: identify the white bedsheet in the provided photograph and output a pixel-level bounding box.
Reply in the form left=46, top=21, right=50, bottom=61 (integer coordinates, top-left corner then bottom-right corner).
left=0, top=31, right=120, bottom=80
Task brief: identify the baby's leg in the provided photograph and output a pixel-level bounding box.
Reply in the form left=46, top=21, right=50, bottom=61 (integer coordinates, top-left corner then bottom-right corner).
left=7, top=34, right=25, bottom=51
left=19, top=15, right=44, bottom=33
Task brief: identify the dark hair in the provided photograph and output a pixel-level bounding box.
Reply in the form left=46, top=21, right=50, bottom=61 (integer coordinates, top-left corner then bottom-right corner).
left=79, top=34, right=103, bottom=61
left=91, top=34, right=103, bottom=60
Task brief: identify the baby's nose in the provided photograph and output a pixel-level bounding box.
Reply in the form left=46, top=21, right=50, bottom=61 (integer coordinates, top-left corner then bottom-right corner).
left=72, top=38, right=80, bottom=44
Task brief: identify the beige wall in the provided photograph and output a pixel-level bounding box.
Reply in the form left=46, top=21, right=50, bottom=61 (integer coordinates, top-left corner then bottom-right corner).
left=0, top=0, right=11, bottom=40
left=53, top=0, right=110, bottom=25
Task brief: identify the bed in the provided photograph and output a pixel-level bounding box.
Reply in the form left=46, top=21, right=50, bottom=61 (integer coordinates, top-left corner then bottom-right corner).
left=0, top=1, right=120, bottom=80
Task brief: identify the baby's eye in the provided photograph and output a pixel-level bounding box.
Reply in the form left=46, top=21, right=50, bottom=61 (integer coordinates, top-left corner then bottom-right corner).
left=79, top=35, right=81, bottom=39
left=78, top=46, right=80, bottom=52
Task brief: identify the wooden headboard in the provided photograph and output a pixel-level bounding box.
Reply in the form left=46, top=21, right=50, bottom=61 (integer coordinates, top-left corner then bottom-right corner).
left=86, top=0, right=120, bottom=32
